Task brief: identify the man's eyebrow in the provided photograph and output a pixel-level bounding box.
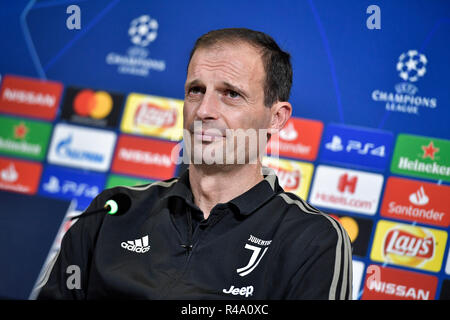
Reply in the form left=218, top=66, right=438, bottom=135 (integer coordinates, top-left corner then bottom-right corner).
left=221, top=81, right=249, bottom=97
left=185, top=79, right=203, bottom=89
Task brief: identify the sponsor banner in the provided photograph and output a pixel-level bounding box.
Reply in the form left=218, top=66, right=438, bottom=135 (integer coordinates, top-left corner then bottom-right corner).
left=60, top=86, right=125, bottom=129
left=106, top=174, right=153, bottom=189
left=266, top=117, right=323, bottom=161
left=120, top=93, right=183, bottom=141
left=0, top=115, right=52, bottom=161
left=38, top=165, right=106, bottom=210
left=0, top=74, right=63, bottom=120
left=320, top=123, right=393, bottom=170
left=262, top=156, right=314, bottom=200
left=111, top=134, right=177, bottom=180
left=328, top=214, right=373, bottom=257
left=440, top=279, right=450, bottom=300
left=390, top=134, right=450, bottom=182
left=370, top=220, right=447, bottom=272
left=362, top=264, right=438, bottom=300
left=47, top=123, right=116, bottom=172
left=0, top=156, right=42, bottom=194
left=309, top=165, right=384, bottom=215
left=352, top=260, right=365, bottom=300
left=380, top=176, right=450, bottom=227
left=446, top=246, right=450, bottom=275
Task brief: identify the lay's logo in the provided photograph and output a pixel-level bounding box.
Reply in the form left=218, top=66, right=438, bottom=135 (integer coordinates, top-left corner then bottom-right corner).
left=134, top=102, right=177, bottom=128
left=384, top=228, right=434, bottom=260
left=269, top=166, right=300, bottom=190
left=262, top=156, right=313, bottom=200
left=121, top=93, right=183, bottom=141
left=371, top=220, right=447, bottom=272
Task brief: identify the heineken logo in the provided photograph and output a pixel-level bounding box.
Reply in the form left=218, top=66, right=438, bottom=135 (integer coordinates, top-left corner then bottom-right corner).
left=391, top=134, right=450, bottom=182
left=0, top=116, right=52, bottom=161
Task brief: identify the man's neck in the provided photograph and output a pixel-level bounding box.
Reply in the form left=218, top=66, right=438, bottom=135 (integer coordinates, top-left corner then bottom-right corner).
left=188, top=164, right=264, bottom=219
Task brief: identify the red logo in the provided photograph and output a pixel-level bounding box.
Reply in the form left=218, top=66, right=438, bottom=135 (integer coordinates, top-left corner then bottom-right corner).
left=421, top=141, right=439, bottom=160
left=383, top=228, right=434, bottom=259
left=134, top=102, right=177, bottom=128
left=0, top=156, right=42, bottom=194
left=268, top=165, right=300, bottom=190
left=337, top=173, right=357, bottom=193
left=266, top=117, right=323, bottom=161
left=0, top=75, right=63, bottom=121
left=362, top=264, right=438, bottom=300
left=111, top=135, right=177, bottom=180
left=380, top=177, right=450, bottom=227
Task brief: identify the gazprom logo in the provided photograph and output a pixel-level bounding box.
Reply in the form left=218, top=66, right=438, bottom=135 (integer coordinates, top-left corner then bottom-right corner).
left=56, top=134, right=104, bottom=163
left=47, top=123, right=116, bottom=172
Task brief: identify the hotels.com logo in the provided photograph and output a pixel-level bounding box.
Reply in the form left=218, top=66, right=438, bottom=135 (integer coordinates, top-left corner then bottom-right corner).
left=134, top=102, right=177, bottom=128
left=309, top=165, right=383, bottom=216
left=337, top=173, right=357, bottom=193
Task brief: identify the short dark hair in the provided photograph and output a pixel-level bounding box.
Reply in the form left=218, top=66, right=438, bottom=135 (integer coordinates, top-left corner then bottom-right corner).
left=188, top=28, right=292, bottom=107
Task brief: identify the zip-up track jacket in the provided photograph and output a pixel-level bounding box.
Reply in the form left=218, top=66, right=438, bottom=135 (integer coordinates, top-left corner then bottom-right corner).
left=37, top=169, right=352, bottom=300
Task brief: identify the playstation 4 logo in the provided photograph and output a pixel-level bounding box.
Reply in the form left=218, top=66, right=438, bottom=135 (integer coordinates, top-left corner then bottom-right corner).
left=39, top=164, right=106, bottom=210
left=321, top=124, right=394, bottom=171
left=325, top=135, right=386, bottom=157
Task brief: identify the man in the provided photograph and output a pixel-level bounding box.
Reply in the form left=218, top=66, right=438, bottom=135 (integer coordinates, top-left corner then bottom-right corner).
left=37, top=28, right=352, bottom=300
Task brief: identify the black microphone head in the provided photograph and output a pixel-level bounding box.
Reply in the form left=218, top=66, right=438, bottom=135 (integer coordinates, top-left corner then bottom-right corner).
left=105, top=193, right=131, bottom=216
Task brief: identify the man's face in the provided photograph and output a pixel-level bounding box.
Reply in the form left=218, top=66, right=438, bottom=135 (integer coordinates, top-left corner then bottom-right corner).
left=183, top=42, right=272, bottom=166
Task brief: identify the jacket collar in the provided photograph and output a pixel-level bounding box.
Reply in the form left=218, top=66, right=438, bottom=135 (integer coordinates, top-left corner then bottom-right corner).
left=163, top=167, right=282, bottom=216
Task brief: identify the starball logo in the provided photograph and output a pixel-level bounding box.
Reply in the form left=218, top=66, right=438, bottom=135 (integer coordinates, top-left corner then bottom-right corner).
left=105, top=15, right=166, bottom=77
left=370, top=50, right=438, bottom=115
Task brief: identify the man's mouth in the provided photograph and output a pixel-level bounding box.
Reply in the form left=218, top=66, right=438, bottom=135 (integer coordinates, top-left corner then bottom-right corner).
left=193, top=131, right=225, bottom=142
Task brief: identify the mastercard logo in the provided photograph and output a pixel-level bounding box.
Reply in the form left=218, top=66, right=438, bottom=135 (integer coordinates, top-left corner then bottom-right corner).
left=73, top=89, right=113, bottom=119
left=330, top=215, right=359, bottom=243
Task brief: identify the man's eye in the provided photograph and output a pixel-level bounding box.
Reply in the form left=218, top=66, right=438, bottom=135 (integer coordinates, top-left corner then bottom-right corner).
left=225, top=90, right=240, bottom=99
left=188, top=86, right=203, bottom=95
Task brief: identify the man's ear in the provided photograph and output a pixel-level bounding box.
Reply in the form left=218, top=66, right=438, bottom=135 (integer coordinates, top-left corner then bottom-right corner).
left=269, top=101, right=292, bottom=134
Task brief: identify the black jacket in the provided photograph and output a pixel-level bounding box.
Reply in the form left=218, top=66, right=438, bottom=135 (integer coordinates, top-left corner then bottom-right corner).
left=36, top=168, right=352, bottom=300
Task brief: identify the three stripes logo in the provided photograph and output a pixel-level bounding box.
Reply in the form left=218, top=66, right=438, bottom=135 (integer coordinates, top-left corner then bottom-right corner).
left=236, top=235, right=272, bottom=277
left=121, top=235, right=150, bottom=253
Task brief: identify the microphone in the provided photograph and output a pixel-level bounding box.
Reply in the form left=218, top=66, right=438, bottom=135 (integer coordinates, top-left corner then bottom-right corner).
left=70, top=193, right=132, bottom=220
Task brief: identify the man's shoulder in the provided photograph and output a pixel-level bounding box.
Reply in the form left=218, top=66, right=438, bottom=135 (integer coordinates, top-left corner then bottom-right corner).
left=275, top=191, right=342, bottom=234
left=98, top=176, right=180, bottom=202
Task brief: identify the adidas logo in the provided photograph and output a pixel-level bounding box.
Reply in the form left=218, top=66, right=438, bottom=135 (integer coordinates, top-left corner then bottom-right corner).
left=121, top=235, right=150, bottom=253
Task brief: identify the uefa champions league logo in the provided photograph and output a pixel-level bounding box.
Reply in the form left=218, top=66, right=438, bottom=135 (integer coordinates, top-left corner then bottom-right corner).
left=128, top=15, right=159, bottom=47
left=396, top=50, right=427, bottom=83
left=105, top=14, right=165, bottom=77
left=370, top=48, right=436, bottom=115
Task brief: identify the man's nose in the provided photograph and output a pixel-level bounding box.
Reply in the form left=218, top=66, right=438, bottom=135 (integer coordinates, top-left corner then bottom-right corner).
left=195, top=91, right=219, bottom=121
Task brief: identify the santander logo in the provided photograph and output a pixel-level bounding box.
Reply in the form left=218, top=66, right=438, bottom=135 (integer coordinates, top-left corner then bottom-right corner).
left=279, top=122, right=298, bottom=141
left=409, top=186, right=429, bottom=206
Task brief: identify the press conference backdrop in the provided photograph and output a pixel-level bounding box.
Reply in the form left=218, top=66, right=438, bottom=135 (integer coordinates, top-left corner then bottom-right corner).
left=0, top=0, right=449, bottom=300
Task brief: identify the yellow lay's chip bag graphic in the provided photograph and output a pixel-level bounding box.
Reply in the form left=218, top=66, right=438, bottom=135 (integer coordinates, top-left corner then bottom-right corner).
left=371, top=220, right=447, bottom=272
left=121, top=93, right=183, bottom=141
left=262, top=156, right=314, bottom=200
